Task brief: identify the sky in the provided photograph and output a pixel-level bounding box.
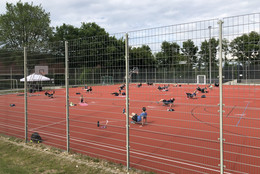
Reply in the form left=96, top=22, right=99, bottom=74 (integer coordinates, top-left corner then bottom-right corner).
left=0, top=0, right=260, bottom=34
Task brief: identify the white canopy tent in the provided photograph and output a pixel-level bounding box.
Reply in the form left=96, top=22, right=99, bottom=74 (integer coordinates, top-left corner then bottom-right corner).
left=20, top=73, right=50, bottom=82
left=20, top=73, right=51, bottom=92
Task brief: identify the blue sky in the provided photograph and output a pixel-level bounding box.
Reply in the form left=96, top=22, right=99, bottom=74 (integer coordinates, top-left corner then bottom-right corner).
left=0, top=0, right=260, bottom=34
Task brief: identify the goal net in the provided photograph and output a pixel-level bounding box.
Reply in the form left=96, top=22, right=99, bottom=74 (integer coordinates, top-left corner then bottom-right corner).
left=101, top=76, right=114, bottom=85
left=197, top=75, right=206, bottom=84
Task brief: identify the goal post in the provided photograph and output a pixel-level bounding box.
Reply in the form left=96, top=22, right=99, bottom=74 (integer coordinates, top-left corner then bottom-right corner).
left=101, top=76, right=114, bottom=85
left=197, top=75, right=206, bottom=84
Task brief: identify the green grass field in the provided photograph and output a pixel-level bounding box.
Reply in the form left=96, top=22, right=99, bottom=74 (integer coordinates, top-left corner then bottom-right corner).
left=0, top=135, right=152, bottom=174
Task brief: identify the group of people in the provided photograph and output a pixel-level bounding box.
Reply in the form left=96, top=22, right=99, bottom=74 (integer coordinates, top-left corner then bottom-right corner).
left=186, top=84, right=215, bottom=99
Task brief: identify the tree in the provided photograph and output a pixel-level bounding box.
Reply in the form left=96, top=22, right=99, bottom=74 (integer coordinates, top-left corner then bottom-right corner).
left=156, top=41, right=181, bottom=67
left=0, top=1, right=52, bottom=49
left=129, top=45, right=156, bottom=68
left=229, top=31, right=260, bottom=80
left=181, top=39, right=198, bottom=68
left=51, top=24, right=79, bottom=41
left=199, top=38, right=218, bottom=72
left=229, top=31, right=260, bottom=64
left=181, top=39, right=198, bottom=81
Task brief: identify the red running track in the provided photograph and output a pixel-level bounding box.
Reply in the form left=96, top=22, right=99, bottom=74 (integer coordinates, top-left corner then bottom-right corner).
left=0, top=84, right=259, bottom=174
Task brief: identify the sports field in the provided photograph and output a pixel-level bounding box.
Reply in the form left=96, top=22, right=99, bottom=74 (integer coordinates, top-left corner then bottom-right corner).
left=0, top=83, right=259, bottom=174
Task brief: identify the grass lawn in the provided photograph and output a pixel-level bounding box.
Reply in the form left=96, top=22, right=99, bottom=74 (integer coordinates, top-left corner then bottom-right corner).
left=0, top=135, right=151, bottom=174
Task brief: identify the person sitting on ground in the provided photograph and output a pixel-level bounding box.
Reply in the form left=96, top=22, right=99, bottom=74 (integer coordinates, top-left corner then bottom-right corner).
left=119, top=84, right=125, bottom=90
left=158, top=86, right=163, bottom=91
left=137, top=83, right=142, bottom=88
left=208, top=84, right=213, bottom=89
left=214, top=82, right=219, bottom=87
left=86, top=87, right=92, bottom=93
left=147, top=82, right=153, bottom=86
left=128, top=107, right=147, bottom=127
left=80, top=95, right=86, bottom=103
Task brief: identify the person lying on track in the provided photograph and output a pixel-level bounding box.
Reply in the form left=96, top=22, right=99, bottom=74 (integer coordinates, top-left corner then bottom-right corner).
left=45, top=90, right=55, bottom=98
left=186, top=90, right=198, bottom=99
left=201, top=87, right=208, bottom=93
left=197, top=86, right=208, bottom=93
left=111, top=92, right=120, bottom=96
left=158, top=98, right=175, bottom=111
left=158, top=84, right=170, bottom=91
left=137, top=83, right=142, bottom=88
left=158, top=98, right=175, bottom=105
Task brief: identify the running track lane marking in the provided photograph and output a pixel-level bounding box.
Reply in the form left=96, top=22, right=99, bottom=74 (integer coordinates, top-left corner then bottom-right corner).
left=0, top=123, right=235, bottom=174
left=71, top=138, right=233, bottom=174
left=236, top=102, right=250, bottom=127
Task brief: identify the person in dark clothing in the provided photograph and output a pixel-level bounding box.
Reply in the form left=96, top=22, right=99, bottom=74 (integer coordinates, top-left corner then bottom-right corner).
left=158, top=98, right=175, bottom=111
left=45, top=90, right=55, bottom=98
left=186, top=90, right=198, bottom=99
left=86, top=87, right=92, bottom=93
left=119, top=84, right=125, bottom=90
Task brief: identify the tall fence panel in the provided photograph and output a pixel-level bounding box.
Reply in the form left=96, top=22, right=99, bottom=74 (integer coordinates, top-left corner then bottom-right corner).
left=127, top=19, right=225, bottom=173
left=0, top=48, right=25, bottom=139
left=24, top=41, right=67, bottom=149
left=66, top=33, right=128, bottom=165
left=222, top=13, right=260, bottom=174
left=0, top=12, right=260, bottom=174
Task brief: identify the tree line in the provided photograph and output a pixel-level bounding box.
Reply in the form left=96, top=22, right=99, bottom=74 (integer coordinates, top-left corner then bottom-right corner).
left=0, top=1, right=260, bottom=76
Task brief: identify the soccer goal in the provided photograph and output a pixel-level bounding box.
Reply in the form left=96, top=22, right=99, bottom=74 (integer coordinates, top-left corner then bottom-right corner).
left=197, top=75, right=206, bottom=84
left=101, top=76, right=114, bottom=85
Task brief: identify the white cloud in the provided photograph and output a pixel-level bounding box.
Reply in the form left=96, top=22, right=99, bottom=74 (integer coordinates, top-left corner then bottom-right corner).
left=0, top=0, right=260, bottom=34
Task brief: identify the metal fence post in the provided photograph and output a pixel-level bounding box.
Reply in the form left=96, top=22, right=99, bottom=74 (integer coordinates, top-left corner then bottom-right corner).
left=218, top=20, right=224, bottom=174
left=24, top=47, right=28, bottom=143
left=92, top=68, right=94, bottom=84
left=209, top=26, right=212, bottom=84
left=10, top=67, right=13, bottom=90
left=74, top=68, right=76, bottom=85
left=146, top=68, right=148, bottom=83
left=125, top=33, right=130, bottom=172
left=155, top=68, right=156, bottom=83
left=65, top=41, right=70, bottom=152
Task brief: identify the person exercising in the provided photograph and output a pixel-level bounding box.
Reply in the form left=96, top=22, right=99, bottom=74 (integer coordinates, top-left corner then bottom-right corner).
left=128, top=107, right=147, bottom=127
